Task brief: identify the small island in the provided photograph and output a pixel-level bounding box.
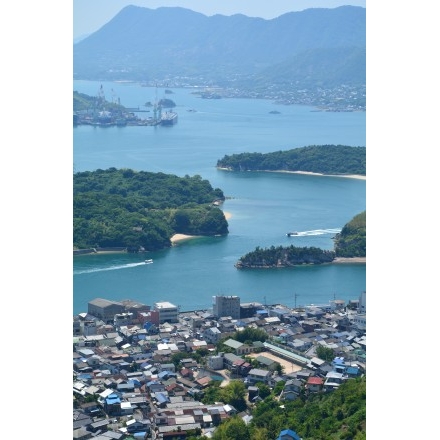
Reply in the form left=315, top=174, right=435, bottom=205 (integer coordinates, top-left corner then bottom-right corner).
left=235, top=211, right=366, bottom=268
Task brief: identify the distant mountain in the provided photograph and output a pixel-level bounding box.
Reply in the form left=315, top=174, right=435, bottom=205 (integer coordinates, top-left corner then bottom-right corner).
left=73, top=5, right=365, bottom=89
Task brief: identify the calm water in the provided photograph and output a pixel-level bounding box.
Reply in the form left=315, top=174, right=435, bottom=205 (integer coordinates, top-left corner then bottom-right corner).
left=73, top=80, right=366, bottom=315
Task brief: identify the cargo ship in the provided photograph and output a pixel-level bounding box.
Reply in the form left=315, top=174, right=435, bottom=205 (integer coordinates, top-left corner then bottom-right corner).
left=160, top=111, right=178, bottom=126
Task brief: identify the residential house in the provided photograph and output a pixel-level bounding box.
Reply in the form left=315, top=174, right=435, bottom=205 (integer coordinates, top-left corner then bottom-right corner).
left=223, top=338, right=253, bottom=355
left=306, top=376, right=324, bottom=393
left=324, top=371, right=346, bottom=392
left=254, top=355, right=277, bottom=370
left=203, top=326, right=222, bottom=344
left=246, top=368, right=272, bottom=386
left=281, top=379, right=303, bottom=401
left=277, top=428, right=301, bottom=440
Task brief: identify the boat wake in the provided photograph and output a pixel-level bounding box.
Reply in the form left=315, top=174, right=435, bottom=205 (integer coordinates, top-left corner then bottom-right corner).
left=288, top=228, right=342, bottom=237
left=74, top=262, right=147, bottom=275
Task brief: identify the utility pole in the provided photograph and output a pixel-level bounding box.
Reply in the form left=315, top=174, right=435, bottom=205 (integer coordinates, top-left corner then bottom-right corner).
left=294, top=293, right=300, bottom=309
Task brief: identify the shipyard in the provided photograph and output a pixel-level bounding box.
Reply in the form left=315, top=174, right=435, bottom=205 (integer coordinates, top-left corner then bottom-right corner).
left=73, top=85, right=178, bottom=128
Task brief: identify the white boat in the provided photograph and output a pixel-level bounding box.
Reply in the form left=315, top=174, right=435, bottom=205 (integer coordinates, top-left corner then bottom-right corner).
left=286, top=232, right=299, bottom=237
left=145, top=259, right=153, bottom=264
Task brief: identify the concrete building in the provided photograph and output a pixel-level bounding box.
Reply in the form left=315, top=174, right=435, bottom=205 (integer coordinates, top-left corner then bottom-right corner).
left=154, top=301, right=179, bottom=323
left=212, top=295, right=240, bottom=319
left=88, top=298, right=125, bottom=324
left=359, top=291, right=366, bottom=314
left=240, top=302, right=262, bottom=319
left=207, top=355, right=224, bottom=370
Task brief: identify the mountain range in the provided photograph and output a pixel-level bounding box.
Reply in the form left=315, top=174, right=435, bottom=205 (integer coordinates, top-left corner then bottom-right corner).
left=73, top=5, right=365, bottom=90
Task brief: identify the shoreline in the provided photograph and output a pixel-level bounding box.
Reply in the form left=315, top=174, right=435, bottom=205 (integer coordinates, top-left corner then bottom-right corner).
left=217, top=167, right=366, bottom=180
left=332, top=256, right=366, bottom=264
left=171, top=211, right=232, bottom=244
left=75, top=211, right=234, bottom=253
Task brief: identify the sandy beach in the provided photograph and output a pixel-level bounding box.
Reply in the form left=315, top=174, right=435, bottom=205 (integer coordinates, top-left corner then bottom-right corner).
left=170, top=212, right=232, bottom=244
left=217, top=167, right=365, bottom=180
left=333, top=257, right=366, bottom=264
left=274, top=170, right=366, bottom=180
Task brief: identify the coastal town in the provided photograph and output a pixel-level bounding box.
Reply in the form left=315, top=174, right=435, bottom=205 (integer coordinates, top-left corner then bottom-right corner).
left=73, top=292, right=366, bottom=439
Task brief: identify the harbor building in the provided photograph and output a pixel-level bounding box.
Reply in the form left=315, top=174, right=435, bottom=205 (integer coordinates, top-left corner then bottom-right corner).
left=153, top=301, right=179, bottom=323
left=88, top=298, right=125, bottom=324
left=212, top=295, right=240, bottom=319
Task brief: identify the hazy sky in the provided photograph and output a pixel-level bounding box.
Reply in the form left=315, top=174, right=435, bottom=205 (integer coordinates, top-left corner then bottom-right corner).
left=74, top=0, right=366, bottom=39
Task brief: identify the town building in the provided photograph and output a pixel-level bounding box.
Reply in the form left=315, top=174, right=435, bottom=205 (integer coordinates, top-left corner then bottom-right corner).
left=212, top=295, right=240, bottom=319
left=88, top=298, right=125, bottom=324
left=154, top=301, right=179, bottom=323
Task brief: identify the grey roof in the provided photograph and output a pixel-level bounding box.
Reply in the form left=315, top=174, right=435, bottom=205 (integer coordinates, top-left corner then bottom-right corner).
left=248, top=368, right=270, bottom=377
left=89, top=298, right=122, bottom=307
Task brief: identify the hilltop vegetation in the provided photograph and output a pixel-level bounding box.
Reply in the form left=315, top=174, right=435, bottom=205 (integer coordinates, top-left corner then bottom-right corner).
left=217, top=145, right=366, bottom=176
left=233, top=376, right=366, bottom=440
left=334, top=211, right=366, bottom=257
left=73, top=168, right=228, bottom=250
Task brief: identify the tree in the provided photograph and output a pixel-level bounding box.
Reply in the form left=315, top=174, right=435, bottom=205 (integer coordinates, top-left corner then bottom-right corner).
left=221, top=380, right=247, bottom=412
left=316, top=345, right=335, bottom=362
left=212, top=417, right=250, bottom=440
left=255, top=382, right=271, bottom=399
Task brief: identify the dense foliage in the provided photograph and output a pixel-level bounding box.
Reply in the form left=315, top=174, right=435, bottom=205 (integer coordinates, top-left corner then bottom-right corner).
left=217, top=145, right=366, bottom=176
left=201, top=380, right=247, bottom=412
left=236, top=245, right=336, bottom=268
left=334, top=211, right=366, bottom=257
left=195, top=376, right=366, bottom=439
left=73, top=168, right=227, bottom=250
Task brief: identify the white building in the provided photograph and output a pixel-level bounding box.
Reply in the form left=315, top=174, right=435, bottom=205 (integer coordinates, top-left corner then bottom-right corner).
left=208, top=355, right=224, bottom=370
left=154, top=301, right=179, bottom=323
left=204, top=327, right=222, bottom=344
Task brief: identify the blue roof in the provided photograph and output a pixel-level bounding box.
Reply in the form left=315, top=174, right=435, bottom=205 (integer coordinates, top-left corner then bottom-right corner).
left=106, top=396, right=121, bottom=404
left=278, top=429, right=301, bottom=440
left=155, top=392, right=169, bottom=404
left=346, top=366, right=359, bottom=375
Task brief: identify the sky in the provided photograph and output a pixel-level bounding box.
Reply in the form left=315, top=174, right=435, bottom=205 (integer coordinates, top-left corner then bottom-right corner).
left=73, top=0, right=366, bottom=39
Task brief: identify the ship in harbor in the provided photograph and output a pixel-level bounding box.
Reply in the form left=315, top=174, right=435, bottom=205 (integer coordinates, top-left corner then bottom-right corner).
left=160, top=111, right=178, bottom=126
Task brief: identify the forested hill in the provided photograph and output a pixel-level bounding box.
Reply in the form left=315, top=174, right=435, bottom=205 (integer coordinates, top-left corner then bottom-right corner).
left=73, top=5, right=365, bottom=89
left=216, top=145, right=366, bottom=176
left=73, top=168, right=228, bottom=251
left=334, top=211, right=366, bottom=257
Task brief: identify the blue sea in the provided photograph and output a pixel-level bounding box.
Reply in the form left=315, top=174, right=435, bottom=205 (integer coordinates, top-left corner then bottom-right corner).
left=73, top=80, right=366, bottom=316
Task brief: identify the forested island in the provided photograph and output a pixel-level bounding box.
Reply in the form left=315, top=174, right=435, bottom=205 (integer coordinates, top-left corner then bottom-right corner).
left=73, top=168, right=228, bottom=251
left=236, top=246, right=335, bottom=268
left=217, top=145, right=366, bottom=176
left=235, top=211, right=366, bottom=268
left=334, top=211, right=366, bottom=257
